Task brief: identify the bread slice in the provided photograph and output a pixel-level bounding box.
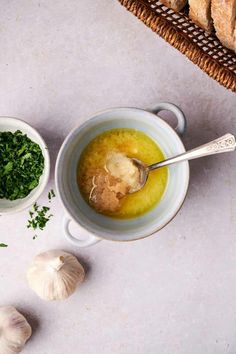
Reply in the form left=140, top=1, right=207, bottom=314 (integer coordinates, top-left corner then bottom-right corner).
left=160, top=0, right=187, bottom=12
left=189, top=0, right=213, bottom=32
left=211, top=0, right=236, bottom=50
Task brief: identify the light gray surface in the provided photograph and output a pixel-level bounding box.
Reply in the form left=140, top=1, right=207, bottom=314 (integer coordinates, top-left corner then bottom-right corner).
left=0, top=1, right=236, bottom=354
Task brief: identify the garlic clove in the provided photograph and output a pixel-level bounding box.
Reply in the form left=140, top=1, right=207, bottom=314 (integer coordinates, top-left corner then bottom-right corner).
left=0, top=306, right=32, bottom=354
left=27, top=250, right=85, bottom=301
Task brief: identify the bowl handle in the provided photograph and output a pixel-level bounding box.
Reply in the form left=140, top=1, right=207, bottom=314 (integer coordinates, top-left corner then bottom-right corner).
left=149, top=102, right=187, bottom=136
left=63, top=215, right=101, bottom=247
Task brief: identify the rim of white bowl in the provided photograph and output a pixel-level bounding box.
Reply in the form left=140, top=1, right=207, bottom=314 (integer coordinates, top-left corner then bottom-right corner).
left=0, top=117, right=50, bottom=214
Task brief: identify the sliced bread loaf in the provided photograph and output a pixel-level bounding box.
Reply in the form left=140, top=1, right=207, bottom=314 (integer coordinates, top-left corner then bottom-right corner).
left=211, top=0, right=236, bottom=50
left=189, top=0, right=213, bottom=32
left=160, top=0, right=187, bottom=12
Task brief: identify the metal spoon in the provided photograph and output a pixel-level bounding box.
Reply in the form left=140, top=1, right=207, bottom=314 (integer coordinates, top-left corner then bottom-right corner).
left=129, top=133, right=236, bottom=193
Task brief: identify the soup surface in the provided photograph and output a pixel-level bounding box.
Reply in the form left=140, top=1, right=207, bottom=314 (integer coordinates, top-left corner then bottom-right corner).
left=77, top=128, right=168, bottom=219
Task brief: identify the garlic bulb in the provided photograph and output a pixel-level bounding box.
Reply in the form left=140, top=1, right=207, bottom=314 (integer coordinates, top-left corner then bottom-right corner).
left=27, top=250, right=85, bottom=301
left=0, top=306, right=32, bottom=354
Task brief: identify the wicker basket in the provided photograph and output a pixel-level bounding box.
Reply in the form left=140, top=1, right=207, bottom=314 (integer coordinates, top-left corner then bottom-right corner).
left=118, top=0, right=236, bottom=92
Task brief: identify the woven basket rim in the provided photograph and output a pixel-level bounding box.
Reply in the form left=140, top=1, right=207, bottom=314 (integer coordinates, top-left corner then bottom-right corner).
left=118, top=0, right=236, bottom=92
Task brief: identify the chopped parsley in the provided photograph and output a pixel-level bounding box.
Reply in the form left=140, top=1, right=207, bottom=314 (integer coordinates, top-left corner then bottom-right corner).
left=0, top=130, right=44, bottom=200
left=27, top=202, right=53, bottom=231
left=0, top=243, right=8, bottom=248
left=48, top=189, right=55, bottom=202
left=27, top=189, right=56, bottom=240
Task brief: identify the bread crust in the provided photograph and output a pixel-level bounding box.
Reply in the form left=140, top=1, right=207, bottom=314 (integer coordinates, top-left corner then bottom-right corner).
left=211, top=0, right=236, bottom=50
left=189, top=0, right=213, bottom=32
left=160, top=0, right=187, bottom=11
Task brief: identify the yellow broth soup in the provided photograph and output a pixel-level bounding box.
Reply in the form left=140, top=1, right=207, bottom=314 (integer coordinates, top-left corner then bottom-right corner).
left=77, top=128, right=168, bottom=219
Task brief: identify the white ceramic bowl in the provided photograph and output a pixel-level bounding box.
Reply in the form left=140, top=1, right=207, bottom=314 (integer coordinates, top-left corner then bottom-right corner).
left=56, top=103, right=190, bottom=247
left=0, top=117, right=50, bottom=214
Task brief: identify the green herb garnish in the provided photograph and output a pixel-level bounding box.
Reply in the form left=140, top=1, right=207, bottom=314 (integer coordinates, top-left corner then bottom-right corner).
left=0, top=130, right=44, bottom=200
left=0, top=243, right=8, bottom=247
left=48, top=189, right=55, bottom=202
left=27, top=202, right=53, bottom=231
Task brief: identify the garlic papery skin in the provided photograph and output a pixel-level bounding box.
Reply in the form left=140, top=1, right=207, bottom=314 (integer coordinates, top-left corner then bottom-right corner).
left=0, top=306, right=32, bottom=354
left=27, top=250, right=85, bottom=301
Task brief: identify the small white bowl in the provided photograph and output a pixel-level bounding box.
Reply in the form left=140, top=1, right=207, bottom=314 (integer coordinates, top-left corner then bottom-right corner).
left=0, top=117, right=50, bottom=214
left=56, top=103, right=189, bottom=247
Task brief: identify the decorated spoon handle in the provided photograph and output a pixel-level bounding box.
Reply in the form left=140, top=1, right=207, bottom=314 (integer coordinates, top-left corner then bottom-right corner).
left=148, top=133, right=236, bottom=171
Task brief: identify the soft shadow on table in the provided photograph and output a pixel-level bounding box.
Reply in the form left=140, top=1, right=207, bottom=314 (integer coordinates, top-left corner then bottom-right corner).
left=16, top=307, right=40, bottom=334
left=38, top=127, right=65, bottom=181
left=181, top=123, right=229, bottom=199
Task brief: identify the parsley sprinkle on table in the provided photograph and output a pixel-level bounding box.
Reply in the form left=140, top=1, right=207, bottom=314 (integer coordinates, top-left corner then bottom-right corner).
left=0, top=130, right=44, bottom=200
left=27, top=202, right=53, bottom=231
left=0, top=243, right=8, bottom=247
left=48, top=189, right=56, bottom=202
